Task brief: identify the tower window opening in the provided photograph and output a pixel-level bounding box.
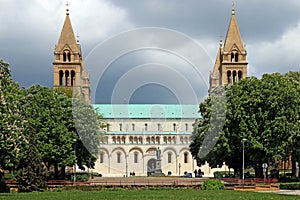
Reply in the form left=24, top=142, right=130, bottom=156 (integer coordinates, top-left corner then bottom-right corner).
left=185, top=123, right=188, bottom=131
left=238, top=70, right=242, bottom=80
left=227, top=71, right=231, bottom=84
left=59, top=70, right=64, bottom=86
left=65, top=70, right=69, bottom=86
left=231, top=52, right=234, bottom=62
left=235, top=53, right=239, bottom=62
left=132, top=123, right=135, bottom=131
left=71, top=70, right=75, bottom=86
left=63, top=52, right=67, bottom=62
left=233, top=71, right=237, bottom=83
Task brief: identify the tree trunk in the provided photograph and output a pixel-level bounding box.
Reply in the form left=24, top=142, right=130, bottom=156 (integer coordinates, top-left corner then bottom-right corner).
left=292, top=155, right=296, bottom=177
left=61, top=165, right=66, bottom=179
left=254, top=164, right=263, bottom=178
left=54, top=163, right=59, bottom=179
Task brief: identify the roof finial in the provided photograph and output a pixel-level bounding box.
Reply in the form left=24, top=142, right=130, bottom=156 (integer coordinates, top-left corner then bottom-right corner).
left=76, top=33, right=80, bottom=44
left=219, top=35, right=223, bottom=46
left=232, top=1, right=235, bottom=15
left=66, top=1, right=70, bottom=15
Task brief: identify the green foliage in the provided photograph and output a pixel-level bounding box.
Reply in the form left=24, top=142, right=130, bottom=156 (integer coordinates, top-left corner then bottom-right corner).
left=280, top=182, right=300, bottom=190
left=0, top=59, right=26, bottom=171
left=17, top=131, right=47, bottom=192
left=191, top=72, right=300, bottom=177
left=213, top=171, right=232, bottom=178
left=201, top=179, right=225, bottom=190
left=70, top=173, right=90, bottom=181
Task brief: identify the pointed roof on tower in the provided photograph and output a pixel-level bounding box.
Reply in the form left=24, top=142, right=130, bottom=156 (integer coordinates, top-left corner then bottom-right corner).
left=55, top=9, right=78, bottom=52
left=223, top=5, right=245, bottom=52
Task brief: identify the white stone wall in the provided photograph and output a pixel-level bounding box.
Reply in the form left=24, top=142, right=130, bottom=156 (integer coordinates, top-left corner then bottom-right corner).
left=90, top=118, right=232, bottom=177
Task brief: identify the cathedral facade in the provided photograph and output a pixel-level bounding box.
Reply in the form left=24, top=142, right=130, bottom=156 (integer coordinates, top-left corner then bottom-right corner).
left=53, top=6, right=247, bottom=177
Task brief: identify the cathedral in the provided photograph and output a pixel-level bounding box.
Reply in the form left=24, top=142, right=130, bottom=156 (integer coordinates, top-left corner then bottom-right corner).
left=53, top=5, right=247, bottom=177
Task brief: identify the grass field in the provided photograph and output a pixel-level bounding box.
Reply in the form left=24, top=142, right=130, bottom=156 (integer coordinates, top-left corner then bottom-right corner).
left=0, top=188, right=298, bottom=200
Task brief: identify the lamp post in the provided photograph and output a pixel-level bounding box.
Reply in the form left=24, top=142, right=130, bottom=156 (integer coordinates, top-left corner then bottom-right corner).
left=73, top=139, right=77, bottom=185
left=241, top=138, right=247, bottom=184
left=178, top=163, right=181, bottom=177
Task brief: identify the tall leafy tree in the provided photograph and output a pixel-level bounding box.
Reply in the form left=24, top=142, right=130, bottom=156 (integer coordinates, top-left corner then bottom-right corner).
left=0, top=59, right=26, bottom=191
left=191, top=72, right=300, bottom=177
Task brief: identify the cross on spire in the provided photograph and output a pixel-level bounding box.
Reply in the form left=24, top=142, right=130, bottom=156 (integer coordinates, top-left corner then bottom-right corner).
left=66, top=1, right=70, bottom=15
left=232, top=1, right=235, bottom=15
left=76, top=33, right=80, bottom=44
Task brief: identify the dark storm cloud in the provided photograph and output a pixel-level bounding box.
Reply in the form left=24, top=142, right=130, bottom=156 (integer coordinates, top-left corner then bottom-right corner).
left=0, top=0, right=299, bottom=104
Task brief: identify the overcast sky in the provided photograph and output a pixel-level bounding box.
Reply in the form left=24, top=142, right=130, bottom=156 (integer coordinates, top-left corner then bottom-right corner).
left=0, top=0, right=299, bottom=104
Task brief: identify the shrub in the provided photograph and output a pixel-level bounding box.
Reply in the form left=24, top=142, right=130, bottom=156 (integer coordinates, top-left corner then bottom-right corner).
left=280, top=182, right=300, bottom=190
left=201, top=179, right=225, bottom=190
left=213, top=171, right=232, bottom=178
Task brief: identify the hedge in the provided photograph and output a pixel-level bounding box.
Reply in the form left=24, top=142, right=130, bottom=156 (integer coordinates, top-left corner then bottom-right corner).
left=280, top=182, right=300, bottom=190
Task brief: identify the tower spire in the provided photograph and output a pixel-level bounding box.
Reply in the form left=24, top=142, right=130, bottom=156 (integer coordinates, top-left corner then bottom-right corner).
left=66, top=1, right=70, bottom=15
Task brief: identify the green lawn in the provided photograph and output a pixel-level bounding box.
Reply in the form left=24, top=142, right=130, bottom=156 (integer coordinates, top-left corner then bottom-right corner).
left=0, top=188, right=298, bottom=200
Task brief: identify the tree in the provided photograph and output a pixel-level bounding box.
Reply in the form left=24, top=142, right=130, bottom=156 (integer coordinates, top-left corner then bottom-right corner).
left=0, top=59, right=26, bottom=192
left=17, top=129, right=46, bottom=192
left=22, top=85, right=104, bottom=179
left=190, top=72, right=300, bottom=177
left=22, top=85, right=76, bottom=179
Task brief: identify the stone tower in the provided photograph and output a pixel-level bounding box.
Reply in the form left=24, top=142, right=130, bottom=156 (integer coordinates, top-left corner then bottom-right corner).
left=209, top=5, right=248, bottom=93
left=53, top=8, right=90, bottom=103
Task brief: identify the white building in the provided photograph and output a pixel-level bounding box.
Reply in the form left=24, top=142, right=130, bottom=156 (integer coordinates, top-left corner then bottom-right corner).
left=92, top=104, right=229, bottom=177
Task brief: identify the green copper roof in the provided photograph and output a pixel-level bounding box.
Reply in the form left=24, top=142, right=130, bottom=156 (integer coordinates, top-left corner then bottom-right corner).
left=92, top=104, right=200, bottom=119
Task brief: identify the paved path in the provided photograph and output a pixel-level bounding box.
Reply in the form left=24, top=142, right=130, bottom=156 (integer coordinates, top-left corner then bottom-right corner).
left=258, top=190, right=300, bottom=196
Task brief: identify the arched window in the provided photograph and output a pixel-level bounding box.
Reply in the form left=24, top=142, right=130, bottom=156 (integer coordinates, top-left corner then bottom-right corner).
left=233, top=71, right=237, bottom=83
left=129, top=136, right=133, bottom=144
left=107, top=124, right=110, bottom=132
left=134, top=152, right=138, bottom=163
left=117, top=152, right=121, bottom=163
left=185, top=123, right=188, bottom=131
left=59, top=70, right=64, bottom=86
left=173, top=123, right=177, bottom=131
left=119, top=123, right=122, bottom=131
left=235, top=53, right=239, bottom=62
left=144, top=123, right=148, bottom=131
left=132, top=123, right=135, bottom=131
left=238, top=70, right=242, bottom=80
left=138, top=137, right=143, bottom=144
left=100, top=152, right=104, bottom=163
left=158, top=123, right=161, bottom=131
left=227, top=71, right=231, bottom=84
left=65, top=70, right=69, bottom=86
left=168, top=152, right=172, bottom=163
left=63, top=52, right=67, bottom=62
left=184, top=152, right=188, bottom=163
left=71, top=70, right=75, bottom=86
left=156, top=136, right=160, bottom=144
left=146, top=137, right=150, bottom=144
left=231, top=52, right=234, bottom=62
